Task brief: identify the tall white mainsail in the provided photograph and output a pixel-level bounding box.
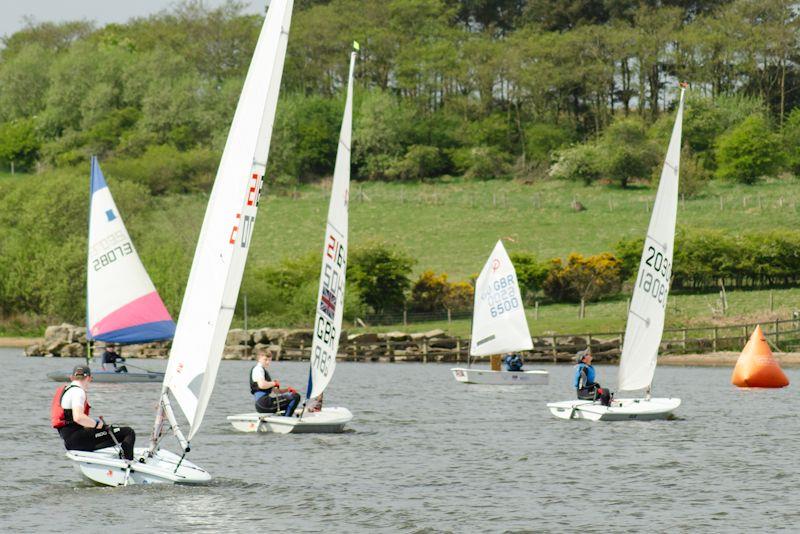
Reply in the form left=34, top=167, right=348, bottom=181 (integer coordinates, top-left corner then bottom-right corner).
left=160, top=0, right=294, bottom=442
left=618, top=87, right=685, bottom=392
left=307, top=47, right=357, bottom=400
left=470, top=240, right=532, bottom=357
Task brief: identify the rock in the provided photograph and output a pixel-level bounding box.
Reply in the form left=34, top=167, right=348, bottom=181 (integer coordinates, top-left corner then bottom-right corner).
left=223, top=345, right=251, bottom=360
left=226, top=329, right=252, bottom=346
left=348, top=332, right=379, bottom=343
left=25, top=344, right=43, bottom=357
left=61, top=343, right=84, bottom=357
left=384, top=331, right=410, bottom=341
left=409, top=332, right=427, bottom=340
left=45, top=340, right=68, bottom=355
left=252, top=328, right=288, bottom=345
left=44, top=324, right=72, bottom=345
left=424, top=329, right=446, bottom=339
left=284, top=329, right=313, bottom=345
left=571, top=199, right=586, bottom=211
left=429, top=338, right=456, bottom=349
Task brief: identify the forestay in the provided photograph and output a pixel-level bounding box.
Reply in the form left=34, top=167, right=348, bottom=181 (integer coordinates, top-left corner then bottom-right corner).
left=618, top=87, right=685, bottom=392
left=161, top=0, right=294, bottom=441
left=470, top=240, right=532, bottom=357
left=87, top=156, right=175, bottom=343
left=307, top=48, right=357, bottom=400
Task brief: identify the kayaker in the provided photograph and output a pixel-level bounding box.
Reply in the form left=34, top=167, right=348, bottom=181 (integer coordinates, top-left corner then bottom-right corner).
left=574, top=348, right=611, bottom=406
left=503, top=352, right=524, bottom=372
left=101, top=344, right=128, bottom=373
left=51, top=365, right=136, bottom=460
left=250, top=351, right=301, bottom=416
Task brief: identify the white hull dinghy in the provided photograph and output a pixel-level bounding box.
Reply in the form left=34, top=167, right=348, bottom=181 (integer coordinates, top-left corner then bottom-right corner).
left=47, top=370, right=164, bottom=383
left=453, top=240, right=547, bottom=385
left=451, top=367, right=548, bottom=385
left=547, top=85, right=687, bottom=422
left=229, top=44, right=357, bottom=434
left=227, top=407, right=353, bottom=434
left=67, top=447, right=210, bottom=486
left=547, top=397, right=681, bottom=421
left=64, top=0, right=295, bottom=485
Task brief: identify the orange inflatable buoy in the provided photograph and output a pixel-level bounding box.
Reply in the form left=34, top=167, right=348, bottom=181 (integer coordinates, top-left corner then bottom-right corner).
left=731, top=325, right=789, bottom=388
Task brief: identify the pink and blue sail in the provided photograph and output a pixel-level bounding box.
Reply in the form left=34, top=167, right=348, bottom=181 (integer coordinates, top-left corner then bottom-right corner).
left=86, top=156, right=175, bottom=343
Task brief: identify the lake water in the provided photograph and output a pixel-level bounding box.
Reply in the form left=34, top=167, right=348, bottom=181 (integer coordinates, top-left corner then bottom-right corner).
left=1, top=347, right=797, bottom=532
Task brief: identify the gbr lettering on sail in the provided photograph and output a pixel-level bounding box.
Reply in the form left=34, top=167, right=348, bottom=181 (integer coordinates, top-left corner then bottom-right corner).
left=313, top=232, right=345, bottom=377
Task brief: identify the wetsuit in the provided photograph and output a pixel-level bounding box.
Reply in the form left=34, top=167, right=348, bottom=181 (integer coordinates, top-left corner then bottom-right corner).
left=573, top=362, right=611, bottom=406
left=102, top=350, right=128, bottom=373
left=504, top=354, right=524, bottom=372
left=250, top=365, right=301, bottom=416
left=56, top=382, right=136, bottom=460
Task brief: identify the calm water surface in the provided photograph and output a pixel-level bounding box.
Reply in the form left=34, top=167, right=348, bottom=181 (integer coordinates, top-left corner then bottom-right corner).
left=1, top=348, right=797, bottom=533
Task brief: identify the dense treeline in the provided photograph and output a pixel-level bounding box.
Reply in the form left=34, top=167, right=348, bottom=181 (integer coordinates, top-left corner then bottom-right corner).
left=1, top=0, right=800, bottom=188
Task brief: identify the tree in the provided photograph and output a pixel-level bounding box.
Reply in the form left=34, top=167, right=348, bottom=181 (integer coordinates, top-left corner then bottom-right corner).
left=715, top=114, right=782, bottom=184
left=543, top=253, right=624, bottom=303
left=349, top=244, right=414, bottom=314
left=0, top=119, right=41, bottom=170
left=510, top=252, right=548, bottom=303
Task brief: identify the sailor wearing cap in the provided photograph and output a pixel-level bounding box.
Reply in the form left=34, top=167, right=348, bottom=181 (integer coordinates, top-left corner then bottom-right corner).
left=573, top=348, right=612, bottom=407
left=51, top=365, right=137, bottom=460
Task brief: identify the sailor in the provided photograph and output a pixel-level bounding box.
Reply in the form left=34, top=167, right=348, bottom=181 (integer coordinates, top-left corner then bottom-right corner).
left=573, top=348, right=611, bottom=406
left=101, top=344, right=128, bottom=373
left=503, top=352, right=524, bottom=372
left=250, top=351, right=301, bottom=417
left=51, top=365, right=136, bottom=460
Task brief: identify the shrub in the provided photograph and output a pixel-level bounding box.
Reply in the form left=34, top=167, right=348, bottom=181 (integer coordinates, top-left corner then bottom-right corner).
left=543, top=253, right=624, bottom=302
left=451, top=145, right=513, bottom=180
left=782, top=107, right=800, bottom=175
left=598, top=117, right=660, bottom=188
left=387, top=145, right=447, bottom=181
left=715, top=114, right=782, bottom=184
left=349, top=243, right=415, bottom=314
left=548, top=142, right=603, bottom=184
left=104, top=145, right=218, bottom=194
left=510, top=252, right=549, bottom=303
left=409, top=271, right=474, bottom=313
left=525, top=122, right=576, bottom=167
left=0, top=118, right=41, bottom=170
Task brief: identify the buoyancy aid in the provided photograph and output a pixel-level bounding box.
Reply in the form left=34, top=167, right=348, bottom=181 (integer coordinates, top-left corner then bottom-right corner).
left=573, top=363, right=596, bottom=389
left=249, top=365, right=273, bottom=395
left=51, top=385, right=90, bottom=428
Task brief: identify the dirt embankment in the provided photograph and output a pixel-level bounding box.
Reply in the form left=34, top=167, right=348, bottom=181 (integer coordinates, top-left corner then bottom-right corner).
left=0, top=337, right=43, bottom=348
left=659, top=352, right=800, bottom=367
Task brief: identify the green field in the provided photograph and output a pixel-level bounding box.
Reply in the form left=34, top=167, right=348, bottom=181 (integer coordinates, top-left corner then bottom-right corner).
left=239, top=178, right=800, bottom=280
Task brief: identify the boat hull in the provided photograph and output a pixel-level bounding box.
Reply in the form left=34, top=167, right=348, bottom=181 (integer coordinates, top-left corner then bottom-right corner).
left=227, top=406, right=353, bottom=434
left=547, top=397, right=681, bottom=421
left=47, top=370, right=164, bottom=383
left=66, top=447, right=211, bottom=486
left=451, top=368, right=548, bottom=385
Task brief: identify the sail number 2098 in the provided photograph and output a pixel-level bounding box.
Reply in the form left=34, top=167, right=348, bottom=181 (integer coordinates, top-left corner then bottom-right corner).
left=639, top=245, right=671, bottom=306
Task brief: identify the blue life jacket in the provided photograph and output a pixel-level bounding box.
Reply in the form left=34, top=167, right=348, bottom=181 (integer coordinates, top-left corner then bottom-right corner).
left=504, top=354, right=523, bottom=372
left=573, top=362, right=596, bottom=389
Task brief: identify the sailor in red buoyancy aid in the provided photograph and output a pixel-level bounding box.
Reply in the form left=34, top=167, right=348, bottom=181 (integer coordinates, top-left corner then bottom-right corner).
left=51, top=365, right=137, bottom=461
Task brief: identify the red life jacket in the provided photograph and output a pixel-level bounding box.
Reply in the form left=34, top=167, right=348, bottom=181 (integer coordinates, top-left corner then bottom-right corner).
left=51, top=385, right=90, bottom=429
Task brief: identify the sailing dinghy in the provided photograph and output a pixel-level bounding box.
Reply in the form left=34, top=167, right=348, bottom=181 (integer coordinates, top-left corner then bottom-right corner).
left=47, top=156, right=174, bottom=384
left=228, top=45, right=357, bottom=434
left=65, top=0, right=294, bottom=485
left=547, top=86, right=686, bottom=421
left=451, top=240, right=547, bottom=385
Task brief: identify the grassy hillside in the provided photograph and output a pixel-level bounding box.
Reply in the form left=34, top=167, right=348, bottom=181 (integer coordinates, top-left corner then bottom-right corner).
left=244, top=178, right=800, bottom=280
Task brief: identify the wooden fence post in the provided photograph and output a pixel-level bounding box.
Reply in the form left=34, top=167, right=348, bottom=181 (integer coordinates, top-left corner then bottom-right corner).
left=681, top=328, right=687, bottom=351
left=455, top=338, right=461, bottom=363
left=774, top=318, right=780, bottom=349
left=551, top=335, right=558, bottom=362
left=534, top=301, right=539, bottom=321
left=422, top=338, right=428, bottom=364
left=712, top=327, right=718, bottom=352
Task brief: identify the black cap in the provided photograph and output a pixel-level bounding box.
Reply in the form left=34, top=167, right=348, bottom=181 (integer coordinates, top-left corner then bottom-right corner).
left=72, top=365, right=92, bottom=378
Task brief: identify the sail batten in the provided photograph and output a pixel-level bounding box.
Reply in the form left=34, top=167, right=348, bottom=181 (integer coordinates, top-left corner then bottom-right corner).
left=161, top=0, right=294, bottom=441
left=618, top=88, right=685, bottom=392
left=87, top=156, right=175, bottom=344
left=469, top=240, right=532, bottom=358
left=307, top=50, right=356, bottom=400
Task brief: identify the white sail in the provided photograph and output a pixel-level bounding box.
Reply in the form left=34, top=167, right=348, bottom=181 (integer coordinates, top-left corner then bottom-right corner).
left=87, top=156, right=175, bottom=343
left=161, top=0, right=294, bottom=441
left=307, top=49, right=356, bottom=400
left=618, top=88, right=685, bottom=392
left=470, top=240, right=532, bottom=357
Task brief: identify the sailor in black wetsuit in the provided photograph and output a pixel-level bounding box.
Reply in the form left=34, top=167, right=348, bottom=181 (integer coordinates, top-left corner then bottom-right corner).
left=250, top=351, right=301, bottom=416
left=574, top=349, right=611, bottom=406
left=503, top=353, right=524, bottom=372
left=101, top=345, right=128, bottom=373
left=51, top=365, right=136, bottom=460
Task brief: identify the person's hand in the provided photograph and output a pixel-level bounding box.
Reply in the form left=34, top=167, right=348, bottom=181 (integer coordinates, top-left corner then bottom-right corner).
left=273, top=380, right=280, bottom=389
left=287, top=387, right=297, bottom=394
